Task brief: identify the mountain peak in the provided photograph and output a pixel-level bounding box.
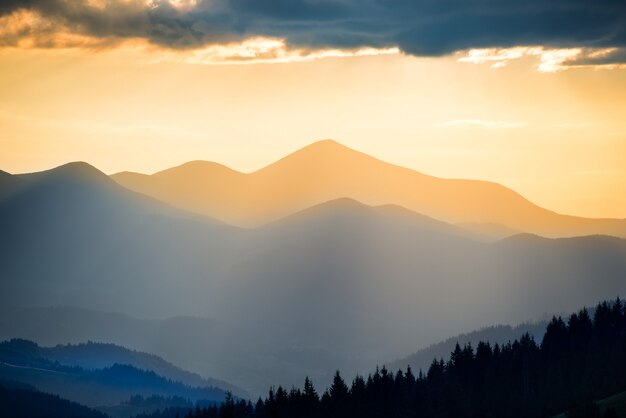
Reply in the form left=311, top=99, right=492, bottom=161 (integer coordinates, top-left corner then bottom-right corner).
left=308, top=197, right=372, bottom=213
left=54, top=161, right=101, bottom=172
left=267, top=197, right=375, bottom=228
left=20, top=161, right=113, bottom=187
left=297, top=139, right=356, bottom=155
left=49, top=162, right=112, bottom=182
left=262, top=139, right=372, bottom=174
left=308, top=139, right=346, bottom=148
left=160, top=160, right=242, bottom=176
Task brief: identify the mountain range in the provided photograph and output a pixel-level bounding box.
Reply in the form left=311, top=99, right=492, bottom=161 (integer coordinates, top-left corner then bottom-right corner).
left=1, top=141, right=626, bottom=395
left=113, top=140, right=626, bottom=238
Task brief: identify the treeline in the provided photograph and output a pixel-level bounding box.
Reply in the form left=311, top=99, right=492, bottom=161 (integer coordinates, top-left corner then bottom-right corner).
left=182, top=298, right=626, bottom=418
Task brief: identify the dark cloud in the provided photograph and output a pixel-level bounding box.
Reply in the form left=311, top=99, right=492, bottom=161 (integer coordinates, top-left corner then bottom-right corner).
left=1, top=0, right=626, bottom=56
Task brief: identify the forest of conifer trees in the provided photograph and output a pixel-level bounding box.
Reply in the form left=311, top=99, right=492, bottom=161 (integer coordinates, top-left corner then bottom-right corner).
left=169, top=299, right=626, bottom=418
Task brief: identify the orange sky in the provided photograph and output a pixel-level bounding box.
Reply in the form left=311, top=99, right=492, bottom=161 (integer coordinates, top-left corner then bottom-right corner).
left=0, top=40, right=625, bottom=218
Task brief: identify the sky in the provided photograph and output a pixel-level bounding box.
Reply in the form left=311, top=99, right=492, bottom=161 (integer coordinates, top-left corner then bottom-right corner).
left=1, top=0, right=625, bottom=219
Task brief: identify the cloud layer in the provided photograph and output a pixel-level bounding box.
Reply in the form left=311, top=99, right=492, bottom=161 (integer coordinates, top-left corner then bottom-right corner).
left=1, top=0, right=625, bottom=61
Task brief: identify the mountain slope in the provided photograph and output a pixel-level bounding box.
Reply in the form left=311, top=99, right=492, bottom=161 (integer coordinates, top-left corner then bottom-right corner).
left=0, top=169, right=23, bottom=201
left=0, top=161, right=238, bottom=317
left=0, top=382, right=108, bottom=418
left=112, top=140, right=626, bottom=237
left=387, top=321, right=548, bottom=373
left=554, top=391, right=626, bottom=418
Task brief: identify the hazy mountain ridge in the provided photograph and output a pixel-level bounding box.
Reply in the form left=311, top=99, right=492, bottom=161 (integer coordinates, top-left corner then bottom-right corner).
left=43, top=342, right=220, bottom=391
left=112, top=140, right=626, bottom=238
left=0, top=339, right=230, bottom=408
left=23, top=339, right=246, bottom=397
left=1, top=159, right=626, bottom=395
left=0, top=306, right=248, bottom=398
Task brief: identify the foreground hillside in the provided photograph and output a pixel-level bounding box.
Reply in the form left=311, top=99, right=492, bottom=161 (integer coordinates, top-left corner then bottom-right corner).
left=1, top=162, right=626, bottom=394
left=554, top=391, right=626, bottom=418
left=0, top=381, right=107, bottom=418
left=113, top=140, right=626, bottom=238
left=150, top=299, right=626, bottom=418
left=387, top=321, right=548, bottom=373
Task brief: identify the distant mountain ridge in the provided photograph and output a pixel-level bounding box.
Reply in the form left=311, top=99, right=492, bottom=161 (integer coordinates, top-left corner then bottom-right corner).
left=0, top=339, right=230, bottom=409
left=0, top=305, right=247, bottom=398
left=112, top=140, right=625, bottom=238
left=36, top=341, right=246, bottom=397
